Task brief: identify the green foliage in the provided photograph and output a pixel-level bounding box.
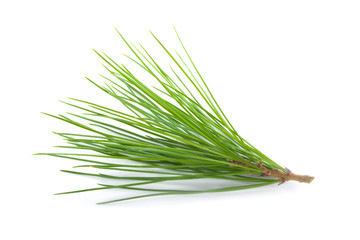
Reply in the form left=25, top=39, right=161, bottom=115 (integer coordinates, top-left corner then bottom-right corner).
left=37, top=28, right=284, bottom=204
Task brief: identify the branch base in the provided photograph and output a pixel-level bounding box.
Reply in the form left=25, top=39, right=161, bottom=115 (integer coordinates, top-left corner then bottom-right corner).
left=258, top=163, right=314, bottom=184
left=227, top=159, right=314, bottom=184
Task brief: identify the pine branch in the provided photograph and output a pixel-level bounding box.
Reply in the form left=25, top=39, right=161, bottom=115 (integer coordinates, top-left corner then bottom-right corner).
left=38, top=28, right=314, bottom=204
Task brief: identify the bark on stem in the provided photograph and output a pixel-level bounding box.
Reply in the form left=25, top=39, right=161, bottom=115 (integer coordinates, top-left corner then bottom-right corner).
left=257, top=163, right=314, bottom=184
left=227, top=159, right=314, bottom=184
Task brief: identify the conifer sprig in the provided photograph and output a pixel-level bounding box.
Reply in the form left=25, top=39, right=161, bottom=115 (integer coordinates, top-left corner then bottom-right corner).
left=37, top=28, right=313, bottom=204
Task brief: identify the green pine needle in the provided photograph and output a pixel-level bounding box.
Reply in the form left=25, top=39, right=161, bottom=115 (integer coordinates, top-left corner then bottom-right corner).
left=38, top=27, right=313, bottom=204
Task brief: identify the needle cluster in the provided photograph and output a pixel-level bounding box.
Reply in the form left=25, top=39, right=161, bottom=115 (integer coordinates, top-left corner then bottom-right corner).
left=38, top=29, right=299, bottom=204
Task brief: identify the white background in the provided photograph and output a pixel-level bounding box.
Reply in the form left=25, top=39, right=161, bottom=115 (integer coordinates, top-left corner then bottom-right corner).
left=1, top=0, right=359, bottom=239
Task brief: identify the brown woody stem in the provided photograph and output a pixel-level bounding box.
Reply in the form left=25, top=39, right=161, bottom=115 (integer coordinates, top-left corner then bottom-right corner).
left=257, top=163, right=314, bottom=184
left=227, top=159, right=314, bottom=184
